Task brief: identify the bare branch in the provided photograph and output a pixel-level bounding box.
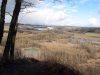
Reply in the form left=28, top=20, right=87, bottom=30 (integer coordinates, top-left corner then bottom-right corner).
left=5, top=12, right=12, bottom=17
left=21, top=1, right=34, bottom=9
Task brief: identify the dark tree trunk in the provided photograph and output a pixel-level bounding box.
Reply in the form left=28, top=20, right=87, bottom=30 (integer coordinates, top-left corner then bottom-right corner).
left=10, top=24, right=18, bottom=60
left=3, top=0, right=22, bottom=61
left=0, top=0, right=7, bottom=44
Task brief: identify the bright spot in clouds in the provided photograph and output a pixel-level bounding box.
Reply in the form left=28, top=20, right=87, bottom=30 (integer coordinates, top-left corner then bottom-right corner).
left=88, top=17, right=98, bottom=25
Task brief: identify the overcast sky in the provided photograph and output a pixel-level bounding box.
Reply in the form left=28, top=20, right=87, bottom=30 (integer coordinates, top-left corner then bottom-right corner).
left=1, top=0, right=100, bottom=27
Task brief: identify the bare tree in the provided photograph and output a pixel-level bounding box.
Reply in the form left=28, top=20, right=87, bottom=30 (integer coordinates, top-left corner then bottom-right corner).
left=3, top=0, right=23, bottom=61
left=1, top=0, right=36, bottom=61
left=0, top=0, right=33, bottom=45
left=0, top=0, right=7, bottom=44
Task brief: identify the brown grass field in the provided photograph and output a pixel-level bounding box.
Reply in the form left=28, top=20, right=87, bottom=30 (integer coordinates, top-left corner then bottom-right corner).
left=0, top=28, right=100, bottom=75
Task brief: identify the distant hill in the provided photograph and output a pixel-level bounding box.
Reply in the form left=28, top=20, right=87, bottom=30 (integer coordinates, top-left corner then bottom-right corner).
left=4, top=23, right=100, bottom=33
left=55, top=26, right=100, bottom=33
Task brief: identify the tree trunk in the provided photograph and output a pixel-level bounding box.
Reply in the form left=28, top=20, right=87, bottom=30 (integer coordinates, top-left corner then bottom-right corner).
left=10, top=24, right=18, bottom=60
left=0, top=0, right=7, bottom=44
left=3, top=0, right=22, bottom=61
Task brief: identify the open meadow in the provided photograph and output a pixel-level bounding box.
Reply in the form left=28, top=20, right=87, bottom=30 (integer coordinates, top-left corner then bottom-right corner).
left=0, top=26, right=100, bottom=75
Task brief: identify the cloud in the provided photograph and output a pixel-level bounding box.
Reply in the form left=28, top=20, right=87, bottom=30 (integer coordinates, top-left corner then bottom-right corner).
left=80, top=0, right=90, bottom=4
left=88, top=17, right=100, bottom=27
left=19, top=7, right=69, bottom=25
left=3, top=0, right=100, bottom=27
left=4, top=0, right=76, bottom=26
left=17, top=1, right=79, bottom=25
left=88, top=17, right=98, bottom=25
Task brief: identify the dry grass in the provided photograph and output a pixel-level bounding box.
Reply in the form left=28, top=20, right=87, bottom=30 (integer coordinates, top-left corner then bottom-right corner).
left=0, top=30, right=100, bottom=75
